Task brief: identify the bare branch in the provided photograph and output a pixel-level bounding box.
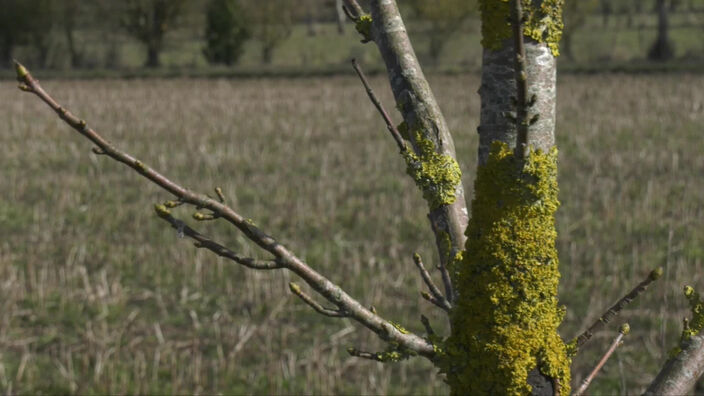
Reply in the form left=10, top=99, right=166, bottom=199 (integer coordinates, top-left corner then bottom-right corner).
left=154, top=204, right=281, bottom=270
left=572, top=267, right=662, bottom=349
left=421, top=291, right=450, bottom=313
left=420, top=314, right=434, bottom=336
left=645, top=333, right=704, bottom=395
left=351, top=59, right=406, bottom=153
left=574, top=324, right=630, bottom=396
left=437, top=261, right=454, bottom=305
left=14, top=60, right=435, bottom=359
left=413, top=253, right=451, bottom=311
left=347, top=347, right=383, bottom=362
left=341, top=0, right=363, bottom=19
left=289, top=282, right=347, bottom=317
left=510, top=0, right=530, bottom=159
left=366, top=0, right=469, bottom=287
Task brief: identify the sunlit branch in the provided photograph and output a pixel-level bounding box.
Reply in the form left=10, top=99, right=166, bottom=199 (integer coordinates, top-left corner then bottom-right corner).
left=574, top=324, right=630, bottom=396
left=14, top=60, right=435, bottom=359
left=572, top=268, right=662, bottom=349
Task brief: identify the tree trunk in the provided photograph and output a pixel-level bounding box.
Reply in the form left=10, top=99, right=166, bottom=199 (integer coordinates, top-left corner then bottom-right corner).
left=443, top=1, right=569, bottom=394
left=146, top=43, right=160, bottom=68
left=648, top=0, right=674, bottom=61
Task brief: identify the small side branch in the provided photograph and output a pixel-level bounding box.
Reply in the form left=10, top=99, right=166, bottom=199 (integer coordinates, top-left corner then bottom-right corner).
left=155, top=204, right=281, bottom=270
left=413, top=253, right=451, bottom=311
left=289, top=282, right=347, bottom=317
left=510, top=0, right=529, bottom=159
left=574, top=324, right=630, bottom=396
left=572, top=267, right=662, bottom=349
left=15, top=60, right=435, bottom=359
left=347, top=347, right=384, bottom=362
left=351, top=59, right=406, bottom=152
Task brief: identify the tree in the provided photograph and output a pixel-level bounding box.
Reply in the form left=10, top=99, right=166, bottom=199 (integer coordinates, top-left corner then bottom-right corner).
left=0, top=0, right=53, bottom=68
left=649, top=0, right=675, bottom=61
left=120, top=0, right=186, bottom=68
left=203, top=0, right=250, bottom=66
left=407, top=0, right=475, bottom=64
left=12, top=0, right=704, bottom=393
left=242, top=0, right=294, bottom=64
left=561, top=0, right=598, bottom=61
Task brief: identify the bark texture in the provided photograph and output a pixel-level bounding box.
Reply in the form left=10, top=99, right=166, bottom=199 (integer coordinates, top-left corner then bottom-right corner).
left=478, top=41, right=556, bottom=165
left=368, top=0, right=469, bottom=276
left=645, top=334, right=704, bottom=395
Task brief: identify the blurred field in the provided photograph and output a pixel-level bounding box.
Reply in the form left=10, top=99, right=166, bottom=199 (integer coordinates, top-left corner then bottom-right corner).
left=1, top=72, right=703, bottom=395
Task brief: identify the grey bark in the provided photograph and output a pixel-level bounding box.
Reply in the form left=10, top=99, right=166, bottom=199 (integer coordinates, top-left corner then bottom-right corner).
left=645, top=334, right=704, bottom=395
left=477, top=39, right=556, bottom=165
left=335, top=0, right=345, bottom=34
left=368, top=0, right=469, bottom=277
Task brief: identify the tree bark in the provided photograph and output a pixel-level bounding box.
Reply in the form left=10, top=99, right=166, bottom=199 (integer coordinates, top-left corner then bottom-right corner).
left=443, top=1, right=568, bottom=394
left=368, top=0, right=469, bottom=278
left=645, top=334, right=704, bottom=395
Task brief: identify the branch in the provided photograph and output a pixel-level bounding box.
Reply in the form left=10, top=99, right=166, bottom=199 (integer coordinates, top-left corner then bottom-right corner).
left=645, top=333, right=704, bottom=395
left=154, top=204, right=281, bottom=270
left=341, top=0, right=363, bottom=20
left=365, top=0, right=469, bottom=278
left=574, top=324, right=630, bottom=396
left=421, top=291, right=450, bottom=313
left=289, top=282, right=347, bottom=317
left=413, top=253, right=451, bottom=311
left=572, top=267, right=662, bottom=349
left=510, top=0, right=529, bottom=159
left=14, top=60, right=435, bottom=359
left=351, top=59, right=406, bottom=153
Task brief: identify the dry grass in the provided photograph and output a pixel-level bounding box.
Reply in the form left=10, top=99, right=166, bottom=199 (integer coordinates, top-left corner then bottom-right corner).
left=0, top=73, right=702, bottom=395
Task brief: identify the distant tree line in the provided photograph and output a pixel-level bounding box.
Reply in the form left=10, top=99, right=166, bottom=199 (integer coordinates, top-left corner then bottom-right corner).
left=1, top=0, right=703, bottom=70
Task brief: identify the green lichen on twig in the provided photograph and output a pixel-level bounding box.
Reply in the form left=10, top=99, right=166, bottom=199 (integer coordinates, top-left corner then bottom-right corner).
left=480, top=0, right=564, bottom=56
left=441, top=142, right=570, bottom=395
left=402, top=130, right=462, bottom=210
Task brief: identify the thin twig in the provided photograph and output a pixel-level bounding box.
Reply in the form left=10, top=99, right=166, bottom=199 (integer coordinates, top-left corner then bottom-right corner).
left=573, top=267, right=662, bottom=349
left=342, top=0, right=364, bottom=19
left=154, top=204, right=281, bottom=270
left=347, top=347, right=383, bottom=361
left=289, top=282, right=347, bottom=317
left=510, top=0, right=529, bottom=159
left=420, top=315, right=434, bottom=336
left=413, top=253, right=451, bottom=311
left=574, top=324, right=630, bottom=396
left=421, top=291, right=450, bottom=313
left=14, top=60, right=435, bottom=359
left=437, top=260, right=455, bottom=305
left=351, top=59, right=407, bottom=152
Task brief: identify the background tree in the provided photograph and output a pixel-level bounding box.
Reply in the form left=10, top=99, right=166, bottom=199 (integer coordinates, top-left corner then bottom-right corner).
left=120, top=0, right=186, bottom=68
left=203, top=0, right=250, bottom=66
left=242, top=0, right=294, bottom=64
left=407, top=0, right=475, bottom=64
left=0, top=0, right=53, bottom=68
left=561, top=0, right=598, bottom=61
left=649, top=0, right=675, bottom=61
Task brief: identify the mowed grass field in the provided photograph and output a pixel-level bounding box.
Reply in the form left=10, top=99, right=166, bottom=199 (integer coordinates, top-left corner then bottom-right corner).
left=1, top=72, right=703, bottom=395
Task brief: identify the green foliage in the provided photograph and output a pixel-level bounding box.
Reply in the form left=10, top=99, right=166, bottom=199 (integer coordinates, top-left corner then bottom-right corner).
left=443, top=143, right=570, bottom=395
left=203, top=0, right=250, bottom=66
left=241, top=0, right=294, bottom=64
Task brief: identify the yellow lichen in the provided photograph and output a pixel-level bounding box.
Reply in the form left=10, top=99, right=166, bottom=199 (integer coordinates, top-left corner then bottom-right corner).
left=681, top=285, right=704, bottom=341
left=441, top=142, right=570, bottom=395
left=355, top=14, right=373, bottom=43
left=402, top=131, right=462, bottom=210
left=480, top=0, right=564, bottom=57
